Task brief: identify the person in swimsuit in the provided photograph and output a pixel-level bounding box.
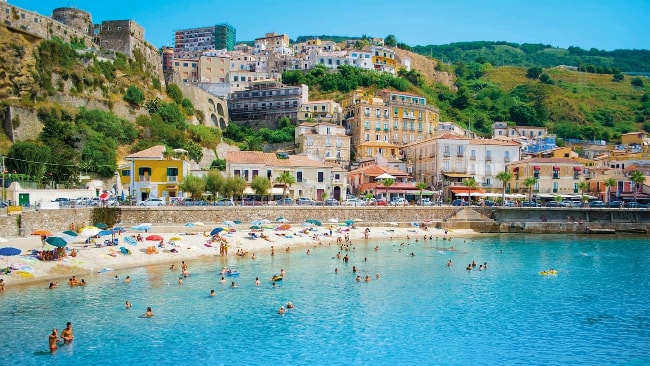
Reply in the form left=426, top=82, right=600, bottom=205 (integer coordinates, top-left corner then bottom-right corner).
left=61, top=322, right=74, bottom=343
left=49, top=328, right=58, bottom=351
left=145, top=307, right=154, bottom=317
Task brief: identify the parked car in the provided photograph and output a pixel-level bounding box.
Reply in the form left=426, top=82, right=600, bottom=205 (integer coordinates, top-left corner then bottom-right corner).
left=452, top=199, right=469, bottom=206
left=51, top=197, right=71, bottom=205
left=521, top=201, right=541, bottom=207
left=341, top=198, right=366, bottom=206
left=276, top=197, right=293, bottom=205
left=364, top=197, right=386, bottom=206
left=559, top=200, right=580, bottom=207
left=214, top=198, right=235, bottom=206
left=296, top=197, right=316, bottom=205
left=588, top=200, right=605, bottom=208
left=417, top=198, right=435, bottom=206
left=242, top=198, right=263, bottom=206
left=502, top=200, right=515, bottom=207
left=624, top=201, right=647, bottom=208
left=607, top=200, right=624, bottom=208
left=389, top=197, right=409, bottom=206
left=546, top=201, right=561, bottom=207
left=324, top=198, right=340, bottom=206
left=139, top=198, right=165, bottom=207
left=0, top=201, right=9, bottom=208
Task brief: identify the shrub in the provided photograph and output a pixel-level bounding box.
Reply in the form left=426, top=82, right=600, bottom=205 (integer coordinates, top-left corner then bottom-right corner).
left=123, top=85, right=144, bottom=106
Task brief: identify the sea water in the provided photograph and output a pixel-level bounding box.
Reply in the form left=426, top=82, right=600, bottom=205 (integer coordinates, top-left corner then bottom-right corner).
left=1, top=234, right=649, bottom=365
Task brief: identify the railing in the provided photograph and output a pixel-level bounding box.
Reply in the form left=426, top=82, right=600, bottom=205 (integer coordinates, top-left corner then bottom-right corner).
left=167, top=176, right=178, bottom=182
left=486, top=156, right=492, bottom=161
left=456, top=152, right=464, bottom=157
left=469, top=155, right=476, bottom=160
left=443, top=152, right=450, bottom=157
left=504, top=157, right=511, bottom=162
left=139, top=176, right=151, bottom=182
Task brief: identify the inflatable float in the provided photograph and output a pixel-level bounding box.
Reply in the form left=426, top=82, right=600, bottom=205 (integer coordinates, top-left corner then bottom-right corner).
left=271, top=275, right=283, bottom=282
left=539, top=270, right=558, bottom=276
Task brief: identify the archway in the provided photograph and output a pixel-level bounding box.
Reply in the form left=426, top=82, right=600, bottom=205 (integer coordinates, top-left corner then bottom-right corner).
left=217, top=103, right=225, bottom=116
left=209, top=113, right=218, bottom=127
left=208, top=98, right=216, bottom=113
left=333, top=186, right=342, bottom=200
left=219, top=117, right=226, bottom=130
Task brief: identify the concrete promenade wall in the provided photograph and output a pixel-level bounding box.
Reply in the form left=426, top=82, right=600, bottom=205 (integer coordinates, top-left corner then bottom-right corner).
left=2, top=206, right=648, bottom=238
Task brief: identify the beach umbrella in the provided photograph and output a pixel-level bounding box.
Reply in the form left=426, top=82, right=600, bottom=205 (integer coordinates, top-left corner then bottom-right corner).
left=145, top=234, right=164, bottom=241
left=132, top=223, right=152, bottom=231
left=276, top=218, right=289, bottom=223
left=223, top=221, right=236, bottom=227
left=251, top=219, right=263, bottom=226
left=411, top=222, right=419, bottom=227
left=262, top=224, right=274, bottom=229
left=98, top=230, right=114, bottom=237
left=79, top=227, right=101, bottom=238
left=249, top=225, right=261, bottom=230
left=184, top=222, right=195, bottom=228
left=194, top=222, right=205, bottom=226
left=233, top=220, right=241, bottom=224
left=275, top=217, right=287, bottom=222
left=31, top=229, right=53, bottom=237
left=210, top=227, right=225, bottom=236
left=344, top=219, right=355, bottom=226
left=328, top=218, right=338, bottom=223
left=260, top=219, right=271, bottom=224
left=94, top=223, right=108, bottom=229
left=61, top=230, right=78, bottom=237
left=113, top=227, right=126, bottom=232
left=45, top=236, right=69, bottom=248
left=0, top=247, right=21, bottom=256
left=99, top=192, right=111, bottom=201
left=169, top=236, right=182, bottom=241
left=277, top=224, right=291, bottom=231
left=302, top=222, right=314, bottom=227
left=306, top=219, right=322, bottom=226
left=124, top=236, right=137, bottom=246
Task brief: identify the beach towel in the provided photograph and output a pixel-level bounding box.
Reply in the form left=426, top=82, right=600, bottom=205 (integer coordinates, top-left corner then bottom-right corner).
left=119, top=247, right=131, bottom=255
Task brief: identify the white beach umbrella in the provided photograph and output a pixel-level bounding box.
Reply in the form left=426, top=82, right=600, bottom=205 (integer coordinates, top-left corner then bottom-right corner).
left=328, top=218, right=338, bottom=223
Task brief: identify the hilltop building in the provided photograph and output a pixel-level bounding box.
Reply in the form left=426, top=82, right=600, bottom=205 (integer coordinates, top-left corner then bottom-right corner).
left=295, top=122, right=351, bottom=167
left=174, top=24, right=236, bottom=59
left=227, top=81, right=308, bottom=122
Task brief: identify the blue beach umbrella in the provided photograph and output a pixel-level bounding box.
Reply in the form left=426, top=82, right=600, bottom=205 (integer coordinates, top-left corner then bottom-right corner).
left=184, top=222, right=195, bottom=228
left=132, top=223, right=152, bottom=231
left=94, top=223, right=108, bottom=229
left=62, top=230, right=78, bottom=237
left=344, top=219, right=355, bottom=226
left=249, top=225, right=261, bottom=230
left=223, top=221, right=235, bottom=227
left=210, top=227, right=225, bottom=236
left=251, top=219, right=263, bottom=226
left=98, top=230, right=114, bottom=237
left=306, top=219, right=322, bottom=226
left=0, top=247, right=21, bottom=256
left=124, top=236, right=137, bottom=246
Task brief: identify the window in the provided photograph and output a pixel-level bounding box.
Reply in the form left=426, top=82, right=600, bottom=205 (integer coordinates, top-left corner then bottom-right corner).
left=122, top=170, right=130, bottom=177
left=375, top=121, right=380, bottom=130
left=403, top=121, right=407, bottom=130
left=267, top=170, right=272, bottom=179
left=365, top=133, right=370, bottom=141
left=364, top=121, right=370, bottom=129
left=394, top=108, right=399, bottom=116
left=553, top=182, right=558, bottom=193
left=318, top=172, right=324, bottom=182
left=393, top=121, right=398, bottom=129
left=470, top=149, right=476, bottom=160
left=456, top=146, right=464, bottom=157
left=297, top=171, right=303, bottom=182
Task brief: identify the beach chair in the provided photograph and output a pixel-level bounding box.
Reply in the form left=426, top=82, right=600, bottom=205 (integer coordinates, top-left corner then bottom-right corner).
left=119, top=246, right=131, bottom=255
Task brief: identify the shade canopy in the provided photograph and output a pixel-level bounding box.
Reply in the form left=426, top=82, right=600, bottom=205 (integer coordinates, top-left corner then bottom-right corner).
left=375, top=173, right=396, bottom=180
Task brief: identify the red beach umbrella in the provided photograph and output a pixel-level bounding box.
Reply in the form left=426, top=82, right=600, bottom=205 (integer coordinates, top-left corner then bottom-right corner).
left=145, top=234, right=164, bottom=241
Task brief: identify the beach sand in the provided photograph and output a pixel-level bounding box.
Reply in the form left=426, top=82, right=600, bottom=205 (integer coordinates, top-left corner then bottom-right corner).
left=0, top=223, right=475, bottom=288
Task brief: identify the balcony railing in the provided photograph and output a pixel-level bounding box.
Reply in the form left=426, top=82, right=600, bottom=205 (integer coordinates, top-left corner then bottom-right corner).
left=456, top=152, right=464, bottom=157
left=504, top=157, right=511, bottom=163
left=139, top=176, right=151, bottom=182
left=469, top=155, right=476, bottom=160
left=167, top=176, right=178, bottom=182
left=486, top=156, right=492, bottom=161
left=443, top=152, right=450, bottom=157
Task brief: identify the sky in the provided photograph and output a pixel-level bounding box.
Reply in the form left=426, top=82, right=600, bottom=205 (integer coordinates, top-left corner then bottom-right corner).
left=9, top=0, right=650, bottom=51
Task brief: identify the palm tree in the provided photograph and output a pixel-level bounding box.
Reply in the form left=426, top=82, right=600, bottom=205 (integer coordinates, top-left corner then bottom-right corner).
left=577, top=180, right=590, bottom=207
left=496, top=171, right=513, bottom=205
left=523, top=177, right=538, bottom=202
left=604, top=178, right=617, bottom=203
left=381, top=178, right=395, bottom=202
left=629, top=170, right=645, bottom=203
left=462, top=177, right=478, bottom=203
left=275, top=171, right=296, bottom=205
left=415, top=182, right=428, bottom=205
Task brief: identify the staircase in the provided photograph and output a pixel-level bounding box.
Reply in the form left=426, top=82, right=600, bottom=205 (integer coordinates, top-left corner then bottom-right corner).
left=445, top=207, right=495, bottom=229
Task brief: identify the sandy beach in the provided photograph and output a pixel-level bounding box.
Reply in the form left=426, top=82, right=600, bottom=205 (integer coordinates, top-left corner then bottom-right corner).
left=0, top=222, right=475, bottom=288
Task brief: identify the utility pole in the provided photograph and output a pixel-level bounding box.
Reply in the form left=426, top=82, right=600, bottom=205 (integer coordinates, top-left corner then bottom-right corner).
left=1, top=154, right=5, bottom=203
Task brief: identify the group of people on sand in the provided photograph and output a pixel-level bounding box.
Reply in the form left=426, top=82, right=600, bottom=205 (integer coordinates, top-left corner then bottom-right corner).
left=48, top=321, right=74, bottom=352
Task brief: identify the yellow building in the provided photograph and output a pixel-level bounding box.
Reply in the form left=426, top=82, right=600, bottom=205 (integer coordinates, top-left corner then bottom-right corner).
left=198, top=55, right=230, bottom=83
left=620, top=132, right=649, bottom=146
left=506, top=158, right=585, bottom=196
left=118, top=145, right=191, bottom=203
left=173, top=58, right=199, bottom=83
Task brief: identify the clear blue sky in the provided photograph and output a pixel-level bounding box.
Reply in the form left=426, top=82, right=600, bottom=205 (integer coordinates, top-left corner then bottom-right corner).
left=9, top=0, right=650, bottom=51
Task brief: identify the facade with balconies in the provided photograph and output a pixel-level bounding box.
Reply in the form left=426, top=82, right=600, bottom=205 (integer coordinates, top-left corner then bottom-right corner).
left=505, top=158, right=585, bottom=196
left=119, top=145, right=190, bottom=204
left=295, top=122, right=350, bottom=167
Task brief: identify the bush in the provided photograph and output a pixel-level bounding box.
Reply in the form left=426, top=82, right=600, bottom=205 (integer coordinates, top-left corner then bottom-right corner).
left=166, top=83, right=183, bottom=104
left=123, top=85, right=144, bottom=106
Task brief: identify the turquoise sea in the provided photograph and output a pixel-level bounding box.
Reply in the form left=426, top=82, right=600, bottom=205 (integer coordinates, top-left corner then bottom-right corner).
left=1, top=234, right=649, bottom=365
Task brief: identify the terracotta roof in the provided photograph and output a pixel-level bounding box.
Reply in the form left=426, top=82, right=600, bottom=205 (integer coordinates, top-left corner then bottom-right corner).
left=226, top=151, right=328, bottom=168
left=519, top=157, right=581, bottom=164
left=469, top=139, right=520, bottom=146
left=348, top=164, right=387, bottom=175
left=356, top=141, right=400, bottom=148
left=126, top=145, right=166, bottom=160
left=436, top=133, right=469, bottom=140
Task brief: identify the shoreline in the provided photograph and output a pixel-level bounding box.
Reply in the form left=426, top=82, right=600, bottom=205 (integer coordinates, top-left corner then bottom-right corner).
left=1, top=224, right=475, bottom=289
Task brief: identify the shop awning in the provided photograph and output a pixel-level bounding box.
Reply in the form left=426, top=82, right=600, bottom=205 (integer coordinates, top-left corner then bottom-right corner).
left=450, top=188, right=485, bottom=195
left=533, top=166, right=541, bottom=170
left=573, top=166, right=582, bottom=171
left=553, top=166, right=560, bottom=171
left=512, top=167, right=519, bottom=172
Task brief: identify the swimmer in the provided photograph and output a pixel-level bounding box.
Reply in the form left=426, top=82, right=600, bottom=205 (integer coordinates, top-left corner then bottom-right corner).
left=335, top=268, right=338, bottom=274
left=252, top=253, right=256, bottom=260
left=145, top=306, right=154, bottom=317
left=220, top=276, right=226, bottom=284
left=125, top=276, right=130, bottom=284
left=356, top=275, right=362, bottom=282
left=169, top=264, right=175, bottom=270
left=286, top=301, right=294, bottom=309
left=280, top=268, right=286, bottom=276
left=49, top=282, right=58, bottom=289
left=365, top=275, right=371, bottom=282
left=231, top=281, right=239, bottom=288
left=446, top=260, right=452, bottom=267
left=210, top=289, right=216, bottom=297
left=255, top=277, right=260, bottom=286
left=178, top=277, right=183, bottom=285
left=376, top=273, right=380, bottom=279
left=125, top=301, right=132, bottom=309
left=353, top=266, right=357, bottom=273
left=278, top=306, right=285, bottom=315
left=61, top=322, right=74, bottom=343
left=49, top=328, right=59, bottom=351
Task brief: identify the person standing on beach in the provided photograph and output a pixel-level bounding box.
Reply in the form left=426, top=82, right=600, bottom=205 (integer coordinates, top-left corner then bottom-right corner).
left=49, top=329, right=59, bottom=351
left=61, top=322, right=74, bottom=343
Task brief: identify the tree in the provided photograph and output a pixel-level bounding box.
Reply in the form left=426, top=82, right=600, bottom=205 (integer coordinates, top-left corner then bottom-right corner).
left=415, top=182, right=428, bottom=205
left=526, top=67, right=543, bottom=79
left=275, top=171, right=296, bottom=204
left=251, top=175, right=271, bottom=202
left=577, top=180, right=590, bottom=207
left=495, top=171, right=513, bottom=205
left=180, top=175, right=206, bottom=199
left=5, top=141, right=51, bottom=182
left=123, top=85, right=144, bottom=106
left=629, top=170, right=645, bottom=202
left=523, top=177, right=538, bottom=202
left=381, top=178, right=395, bottom=201
left=612, top=73, right=624, bottom=82
left=240, top=135, right=263, bottom=151
left=462, top=177, right=479, bottom=203
left=204, top=170, right=224, bottom=200
left=631, top=77, right=644, bottom=88
left=166, top=83, right=183, bottom=104
left=229, top=176, right=247, bottom=201
left=604, top=178, right=617, bottom=203
left=539, top=73, right=553, bottom=84
left=385, top=34, right=397, bottom=47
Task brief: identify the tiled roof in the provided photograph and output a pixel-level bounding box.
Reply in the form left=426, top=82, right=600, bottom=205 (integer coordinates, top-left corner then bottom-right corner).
left=469, top=139, right=520, bottom=146
left=226, top=151, right=328, bottom=168
left=519, top=157, right=581, bottom=164
left=356, top=141, right=400, bottom=148
left=126, top=145, right=166, bottom=159
left=436, top=133, right=469, bottom=140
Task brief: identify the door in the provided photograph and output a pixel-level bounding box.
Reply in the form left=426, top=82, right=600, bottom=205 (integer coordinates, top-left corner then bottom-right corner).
left=19, top=193, right=29, bottom=206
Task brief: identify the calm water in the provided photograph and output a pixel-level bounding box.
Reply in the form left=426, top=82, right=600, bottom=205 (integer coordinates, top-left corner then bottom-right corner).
left=1, top=234, right=649, bottom=365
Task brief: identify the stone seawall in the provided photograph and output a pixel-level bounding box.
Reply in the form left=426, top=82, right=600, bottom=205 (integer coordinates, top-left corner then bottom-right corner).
left=3, top=206, right=648, bottom=238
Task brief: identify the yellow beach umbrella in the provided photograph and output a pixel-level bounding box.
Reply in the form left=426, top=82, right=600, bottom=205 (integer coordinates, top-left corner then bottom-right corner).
left=169, top=236, right=182, bottom=241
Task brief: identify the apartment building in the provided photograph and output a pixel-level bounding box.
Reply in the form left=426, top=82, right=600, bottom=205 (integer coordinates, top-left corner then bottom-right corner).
left=295, top=122, right=351, bottom=167
left=506, top=158, right=585, bottom=197
left=228, top=81, right=308, bottom=122
left=174, top=24, right=236, bottom=59
left=297, top=100, right=342, bottom=124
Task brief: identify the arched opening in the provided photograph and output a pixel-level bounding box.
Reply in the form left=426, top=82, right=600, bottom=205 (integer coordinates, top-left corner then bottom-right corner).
left=208, top=98, right=216, bottom=113
left=333, top=186, right=342, bottom=200
left=217, top=103, right=225, bottom=116
left=219, top=117, right=227, bottom=130
left=209, top=113, right=218, bottom=127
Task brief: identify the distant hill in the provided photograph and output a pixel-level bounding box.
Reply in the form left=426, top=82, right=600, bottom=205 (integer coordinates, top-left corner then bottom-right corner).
left=411, top=41, right=650, bottom=72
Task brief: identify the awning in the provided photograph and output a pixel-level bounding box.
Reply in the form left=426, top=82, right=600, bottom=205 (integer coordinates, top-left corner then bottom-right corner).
left=573, top=166, right=582, bottom=171
left=443, top=173, right=472, bottom=178
left=512, top=167, right=519, bottom=172
left=533, top=166, right=541, bottom=170
left=451, top=188, right=485, bottom=195
left=553, top=166, right=560, bottom=171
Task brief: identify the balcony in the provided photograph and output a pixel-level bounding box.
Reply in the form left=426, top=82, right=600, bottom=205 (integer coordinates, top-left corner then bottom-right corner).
left=456, top=152, right=464, bottom=157
left=504, top=157, right=511, bottom=163
left=485, top=156, right=492, bottom=161
left=167, top=176, right=178, bottom=182
left=443, top=152, right=450, bottom=157
left=469, top=155, right=476, bottom=160
left=402, top=113, right=416, bottom=119
left=139, top=176, right=151, bottom=182
left=383, top=128, right=389, bottom=132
